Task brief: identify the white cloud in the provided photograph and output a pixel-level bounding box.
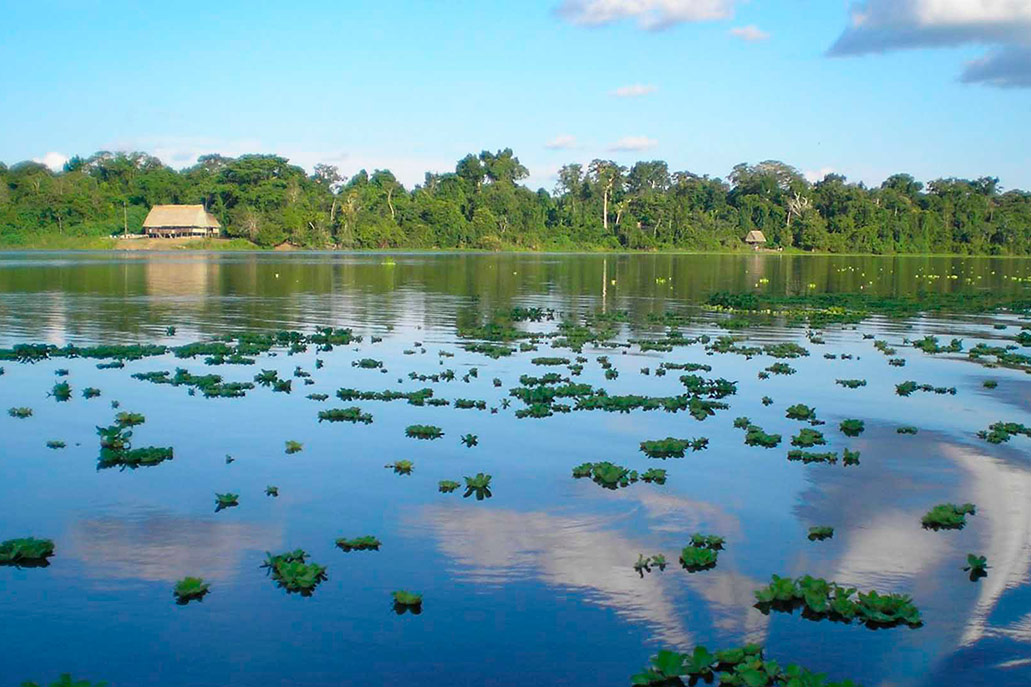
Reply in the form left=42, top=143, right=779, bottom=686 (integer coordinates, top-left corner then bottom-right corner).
left=557, top=0, right=735, bottom=30
left=961, top=46, right=1031, bottom=88
left=829, top=0, right=1031, bottom=87
left=729, top=24, right=769, bottom=42
left=609, top=135, right=658, bottom=151
left=33, top=151, right=68, bottom=171
left=545, top=134, right=579, bottom=150
left=610, top=83, right=658, bottom=97
left=804, top=167, right=836, bottom=183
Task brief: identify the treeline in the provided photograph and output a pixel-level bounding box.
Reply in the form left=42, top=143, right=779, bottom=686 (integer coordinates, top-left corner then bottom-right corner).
left=1, top=150, right=1030, bottom=253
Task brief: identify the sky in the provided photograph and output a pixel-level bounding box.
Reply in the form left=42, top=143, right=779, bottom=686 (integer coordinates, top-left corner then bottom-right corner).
left=1, top=0, right=1030, bottom=191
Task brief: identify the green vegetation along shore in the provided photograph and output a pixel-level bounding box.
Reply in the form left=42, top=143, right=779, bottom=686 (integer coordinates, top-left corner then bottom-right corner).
left=2, top=150, right=1029, bottom=254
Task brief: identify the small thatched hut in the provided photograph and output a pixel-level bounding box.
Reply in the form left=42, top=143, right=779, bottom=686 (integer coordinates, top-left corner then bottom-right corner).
left=744, top=230, right=767, bottom=250
left=142, top=205, right=221, bottom=238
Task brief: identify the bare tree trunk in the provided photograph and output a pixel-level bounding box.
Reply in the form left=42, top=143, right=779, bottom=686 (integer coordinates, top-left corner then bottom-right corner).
left=603, top=189, right=608, bottom=232
left=387, top=187, right=395, bottom=220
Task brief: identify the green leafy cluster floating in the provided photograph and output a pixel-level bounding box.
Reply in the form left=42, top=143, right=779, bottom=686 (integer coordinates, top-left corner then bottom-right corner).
left=631, top=644, right=857, bottom=687
left=638, top=436, right=708, bottom=458
left=754, top=574, right=922, bottom=628
left=922, top=503, right=976, bottom=530
left=262, top=550, right=327, bottom=596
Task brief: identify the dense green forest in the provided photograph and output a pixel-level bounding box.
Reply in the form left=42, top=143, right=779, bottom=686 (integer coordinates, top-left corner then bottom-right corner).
left=1, top=149, right=1029, bottom=253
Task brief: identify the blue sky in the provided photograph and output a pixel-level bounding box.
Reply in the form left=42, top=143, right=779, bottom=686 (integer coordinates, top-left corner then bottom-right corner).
left=1, top=0, right=1029, bottom=190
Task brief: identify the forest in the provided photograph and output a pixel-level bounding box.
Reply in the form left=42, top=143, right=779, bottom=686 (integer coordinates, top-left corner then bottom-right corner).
left=1, top=149, right=1029, bottom=254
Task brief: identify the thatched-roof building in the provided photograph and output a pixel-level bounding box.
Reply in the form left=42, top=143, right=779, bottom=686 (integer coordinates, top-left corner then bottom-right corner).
left=744, top=230, right=767, bottom=249
left=142, top=205, right=221, bottom=238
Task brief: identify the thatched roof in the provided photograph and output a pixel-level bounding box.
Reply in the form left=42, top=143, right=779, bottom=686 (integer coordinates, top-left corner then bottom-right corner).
left=744, top=230, right=766, bottom=244
left=143, top=205, right=221, bottom=229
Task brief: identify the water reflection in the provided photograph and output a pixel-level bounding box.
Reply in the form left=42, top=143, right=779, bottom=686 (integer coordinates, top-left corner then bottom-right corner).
left=416, top=498, right=766, bottom=648
left=67, top=509, right=281, bottom=582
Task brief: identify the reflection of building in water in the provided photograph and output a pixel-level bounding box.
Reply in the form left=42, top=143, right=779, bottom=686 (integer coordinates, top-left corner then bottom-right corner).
left=68, top=510, right=280, bottom=582
left=414, top=496, right=766, bottom=648
left=145, top=257, right=216, bottom=298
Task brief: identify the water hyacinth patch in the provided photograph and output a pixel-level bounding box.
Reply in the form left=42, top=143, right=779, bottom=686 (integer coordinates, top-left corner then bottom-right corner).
left=50, top=381, right=71, bottom=401
left=791, top=428, right=826, bottom=448
left=922, top=503, right=976, bottom=530
left=214, top=493, right=239, bottom=511
left=572, top=462, right=646, bottom=489
left=386, top=460, right=414, bottom=475
left=265, top=486, right=279, bottom=497
left=679, top=534, right=722, bottom=572
left=835, top=379, right=867, bottom=389
left=0, top=537, right=55, bottom=567
left=639, top=436, right=708, bottom=458
left=762, top=396, right=774, bottom=406
left=754, top=574, right=922, bottom=628
left=977, top=421, right=1031, bottom=444
left=306, top=393, right=329, bottom=401
left=392, top=590, right=422, bottom=614
left=263, top=550, right=327, bottom=596
left=785, top=404, right=816, bottom=422
left=405, top=424, right=443, bottom=440
left=634, top=554, right=668, bottom=576
left=352, top=358, right=383, bottom=369
left=82, top=387, right=101, bottom=399
left=463, top=473, right=492, bottom=500
left=318, top=407, right=373, bottom=424
left=788, top=450, right=837, bottom=465
left=631, top=643, right=859, bottom=687
left=808, top=526, right=834, bottom=541
left=336, top=536, right=381, bottom=552
left=839, top=419, right=865, bottom=437
left=964, top=554, right=988, bottom=581
left=285, top=440, right=303, bottom=454
left=173, top=577, right=210, bottom=604
left=764, top=363, right=796, bottom=376
left=896, top=381, right=957, bottom=397
left=531, top=357, right=570, bottom=366
left=897, top=425, right=918, bottom=434
left=438, top=480, right=460, bottom=493
left=765, top=342, right=810, bottom=359
left=460, top=433, right=478, bottom=447
left=843, top=448, right=861, bottom=466
left=983, top=380, right=998, bottom=389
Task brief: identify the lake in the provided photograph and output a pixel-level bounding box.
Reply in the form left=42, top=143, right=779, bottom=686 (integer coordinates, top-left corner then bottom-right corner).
left=1, top=251, right=1030, bottom=687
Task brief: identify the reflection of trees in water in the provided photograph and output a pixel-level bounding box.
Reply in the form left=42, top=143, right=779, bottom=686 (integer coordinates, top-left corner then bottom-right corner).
left=67, top=509, right=281, bottom=582
left=2, top=253, right=1030, bottom=341
left=414, top=492, right=766, bottom=649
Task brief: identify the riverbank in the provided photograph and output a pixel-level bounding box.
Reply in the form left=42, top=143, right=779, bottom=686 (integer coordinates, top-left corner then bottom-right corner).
left=0, top=235, right=1028, bottom=258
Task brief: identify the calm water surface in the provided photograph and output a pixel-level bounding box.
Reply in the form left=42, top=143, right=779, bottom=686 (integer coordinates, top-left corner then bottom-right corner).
left=1, top=252, right=1030, bottom=687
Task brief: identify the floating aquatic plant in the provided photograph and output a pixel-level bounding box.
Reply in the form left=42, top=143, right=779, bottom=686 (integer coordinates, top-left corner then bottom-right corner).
left=214, top=493, right=239, bottom=511
left=791, top=428, right=826, bottom=448
left=634, top=554, right=668, bottom=576
left=460, top=433, right=478, bottom=447
left=50, top=381, right=71, bottom=402
left=173, top=577, right=210, bottom=604
left=265, top=486, right=279, bottom=497
left=765, top=363, right=796, bottom=376
left=843, top=448, right=861, bottom=466
left=318, top=407, right=373, bottom=424
left=572, top=462, right=646, bottom=489
left=754, top=574, right=921, bottom=628
left=679, top=534, right=723, bottom=572
left=835, top=379, right=866, bottom=389
left=82, top=387, right=101, bottom=399
left=20, top=675, right=108, bottom=687
left=912, top=336, right=963, bottom=354
left=463, top=472, right=492, bottom=500
left=964, top=554, right=988, bottom=581
left=352, top=358, right=383, bottom=369
left=839, top=419, right=865, bottom=437
left=285, top=440, right=303, bottom=454
left=897, top=425, right=918, bottom=434
left=336, top=536, right=381, bottom=552
left=405, top=424, right=443, bottom=440
left=262, top=550, right=327, bottom=596
left=46, top=440, right=66, bottom=449
left=787, top=450, right=837, bottom=464
left=977, top=421, right=1031, bottom=444
left=639, top=436, right=708, bottom=458
left=808, top=526, right=834, bottom=541
left=531, top=357, right=570, bottom=366
left=392, top=590, right=422, bottom=614
left=386, top=460, right=413, bottom=475
left=785, top=404, right=816, bottom=422
left=761, top=396, right=773, bottom=406
left=983, top=380, right=998, bottom=389
left=922, top=503, right=976, bottom=530
left=896, top=381, right=956, bottom=397
left=631, top=642, right=858, bottom=687
left=0, top=537, right=55, bottom=567
left=438, top=480, right=460, bottom=493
